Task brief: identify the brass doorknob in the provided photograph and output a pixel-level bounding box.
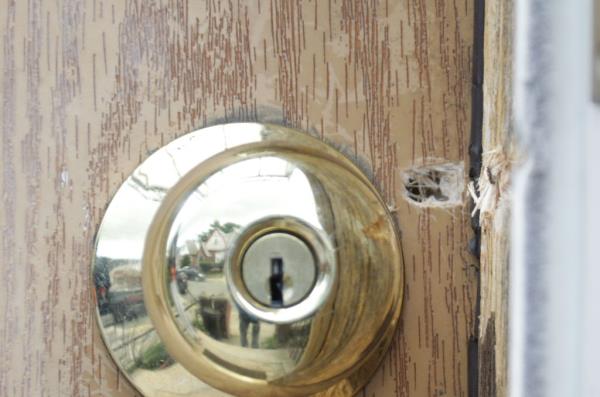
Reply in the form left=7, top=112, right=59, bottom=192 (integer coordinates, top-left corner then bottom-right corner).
left=93, top=123, right=404, bottom=397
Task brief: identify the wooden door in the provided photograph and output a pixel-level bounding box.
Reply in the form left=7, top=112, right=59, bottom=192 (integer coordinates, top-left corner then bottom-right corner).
left=0, top=1, right=478, bottom=396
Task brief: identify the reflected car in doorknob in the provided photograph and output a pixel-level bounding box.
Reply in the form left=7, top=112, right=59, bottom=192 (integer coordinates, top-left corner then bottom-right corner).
left=105, top=265, right=146, bottom=323
left=178, top=266, right=206, bottom=281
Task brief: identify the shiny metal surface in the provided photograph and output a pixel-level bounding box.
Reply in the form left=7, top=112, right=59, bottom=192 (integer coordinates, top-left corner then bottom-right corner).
left=93, top=123, right=404, bottom=397
left=225, top=215, right=336, bottom=324
left=241, top=231, right=316, bottom=308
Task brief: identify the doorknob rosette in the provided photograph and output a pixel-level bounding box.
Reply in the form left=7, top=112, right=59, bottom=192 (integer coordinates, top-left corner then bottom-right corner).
left=93, top=123, right=403, bottom=397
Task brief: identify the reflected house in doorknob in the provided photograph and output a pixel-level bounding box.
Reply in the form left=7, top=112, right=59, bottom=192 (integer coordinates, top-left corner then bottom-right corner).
left=197, top=222, right=240, bottom=273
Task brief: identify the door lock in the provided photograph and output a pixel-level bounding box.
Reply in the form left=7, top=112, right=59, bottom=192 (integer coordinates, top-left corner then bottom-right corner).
left=240, top=231, right=316, bottom=308
left=93, top=123, right=404, bottom=397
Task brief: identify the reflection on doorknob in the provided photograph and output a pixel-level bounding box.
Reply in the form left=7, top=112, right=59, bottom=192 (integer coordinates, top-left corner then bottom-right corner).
left=92, top=123, right=404, bottom=397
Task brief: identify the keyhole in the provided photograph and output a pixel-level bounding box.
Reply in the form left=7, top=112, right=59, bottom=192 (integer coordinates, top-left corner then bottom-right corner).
left=269, top=257, right=284, bottom=307
left=241, top=232, right=317, bottom=308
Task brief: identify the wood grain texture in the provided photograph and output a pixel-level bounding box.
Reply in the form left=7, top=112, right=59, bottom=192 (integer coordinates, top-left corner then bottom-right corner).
left=476, top=1, right=513, bottom=396
left=0, top=1, right=477, bottom=396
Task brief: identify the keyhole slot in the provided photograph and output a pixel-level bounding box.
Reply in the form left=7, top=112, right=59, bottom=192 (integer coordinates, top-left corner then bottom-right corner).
left=240, top=231, right=317, bottom=309
left=269, top=257, right=284, bottom=307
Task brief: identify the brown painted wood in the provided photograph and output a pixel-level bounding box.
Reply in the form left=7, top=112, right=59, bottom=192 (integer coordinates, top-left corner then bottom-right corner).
left=0, top=1, right=478, bottom=396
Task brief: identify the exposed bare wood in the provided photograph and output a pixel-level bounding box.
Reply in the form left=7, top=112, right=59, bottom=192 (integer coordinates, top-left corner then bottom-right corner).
left=475, top=1, right=514, bottom=396
left=0, top=1, right=477, bottom=396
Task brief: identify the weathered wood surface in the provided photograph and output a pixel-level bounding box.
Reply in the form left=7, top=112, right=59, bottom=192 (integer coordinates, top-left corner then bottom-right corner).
left=0, top=1, right=477, bottom=396
left=475, top=1, right=513, bottom=396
